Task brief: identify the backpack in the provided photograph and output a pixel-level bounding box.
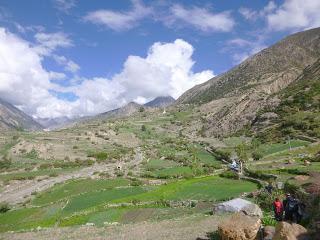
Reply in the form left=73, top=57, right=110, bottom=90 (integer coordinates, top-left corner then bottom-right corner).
left=274, top=201, right=282, bottom=213
left=287, top=198, right=296, bottom=211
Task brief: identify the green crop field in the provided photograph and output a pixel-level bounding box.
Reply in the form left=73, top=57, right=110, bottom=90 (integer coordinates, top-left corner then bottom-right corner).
left=0, top=176, right=257, bottom=232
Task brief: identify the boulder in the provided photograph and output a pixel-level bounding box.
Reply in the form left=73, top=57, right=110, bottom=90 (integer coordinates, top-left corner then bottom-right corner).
left=263, top=226, right=275, bottom=240
left=214, top=198, right=263, bottom=218
left=273, top=222, right=309, bottom=240
left=218, top=212, right=261, bottom=240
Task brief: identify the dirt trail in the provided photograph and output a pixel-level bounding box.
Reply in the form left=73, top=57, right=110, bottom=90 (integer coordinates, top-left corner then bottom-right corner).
left=0, top=148, right=144, bottom=205
left=0, top=214, right=227, bottom=240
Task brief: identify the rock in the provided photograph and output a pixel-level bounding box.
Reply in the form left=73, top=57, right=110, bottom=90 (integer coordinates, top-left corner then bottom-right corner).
left=264, top=226, right=275, bottom=240
left=273, top=222, right=309, bottom=240
left=214, top=198, right=263, bottom=218
left=218, top=212, right=261, bottom=240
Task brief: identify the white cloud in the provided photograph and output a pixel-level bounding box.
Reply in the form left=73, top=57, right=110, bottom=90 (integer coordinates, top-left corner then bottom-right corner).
left=226, top=37, right=267, bottom=64
left=266, top=0, right=320, bottom=31
left=84, top=0, right=152, bottom=31
left=49, top=71, right=66, bottom=81
left=34, top=32, right=73, bottom=55
left=239, top=2, right=276, bottom=21
left=0, top=28, right=73, bottom=118
left=68, top=39, right=214, bottom=115
left=53, top=55, right=80, bottom=73
left=53, top=0, right=76, bottom=13
left=167, top=4, right=235, bottom=32
left=0, top=28, right=213, bottom=118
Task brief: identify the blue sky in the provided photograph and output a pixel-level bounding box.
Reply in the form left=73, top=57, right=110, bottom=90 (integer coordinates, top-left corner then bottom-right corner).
left=0, top=0, right=319, bottom=118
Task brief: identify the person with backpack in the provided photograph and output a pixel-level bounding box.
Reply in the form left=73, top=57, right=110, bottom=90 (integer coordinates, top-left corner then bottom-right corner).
left=283, top=193, right=296, bottom=221
left=273, top=197, right=284, bottom=221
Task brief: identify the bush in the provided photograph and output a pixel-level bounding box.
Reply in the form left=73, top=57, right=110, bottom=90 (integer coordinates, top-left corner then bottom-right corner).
left=219, top=170, right=238, bottom=179
left=141, top=125, right=146, bottom=132
left=252, top=151, right=263, bottom=161
left=139, top=107, right=145, bottom=112
left=0, top=202, right=10, bottom=213
left=25, top=148, right=39, bottom=159
left=0, top=154, right=12, bottom=169
left=88, top=152, right=108, bottom=161
left=245, top=169, right=277, bottom=181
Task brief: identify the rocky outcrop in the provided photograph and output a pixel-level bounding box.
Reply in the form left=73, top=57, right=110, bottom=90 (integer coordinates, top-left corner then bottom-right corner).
left=218, top=212, right=261, bottom=240
left=214, top=198, right=263, bottom=218
left=272, top=222, right=309, bottom=240
left=263, top=226, right=275, bottom=240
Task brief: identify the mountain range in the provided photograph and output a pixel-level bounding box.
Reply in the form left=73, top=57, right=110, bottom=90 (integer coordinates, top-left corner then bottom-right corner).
left=0, top=98, right=43, bottom=131
left=0, top=27, right=319, bottom=135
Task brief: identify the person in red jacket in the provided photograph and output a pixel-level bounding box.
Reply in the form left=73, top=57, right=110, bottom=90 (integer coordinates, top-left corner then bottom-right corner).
left=273, top=198, right=284, bottom=221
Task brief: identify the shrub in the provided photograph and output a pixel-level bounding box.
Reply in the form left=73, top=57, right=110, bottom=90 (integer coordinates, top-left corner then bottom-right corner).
left=252, top=151, right=263, bottom=161
left=0, top=202, right=10, bottom=213
left=0, top=154, right=12, bottom=169
left=141, top=125, right=146, bottom=132
left=245, top=169, right=277, bottom=181
left=73, top=146, right=79, bottom=149
left=139, top=107, right=145, bottom=112
left=25, top=148, right=39, bottom=159
left=219, top=170, right=238, bottom=179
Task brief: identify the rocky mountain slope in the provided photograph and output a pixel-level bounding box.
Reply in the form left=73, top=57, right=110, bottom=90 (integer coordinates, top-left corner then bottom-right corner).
left=99, top=102, right=143, bottom=119
left=177, top=27, right=320, bottom=136
left=0, top=98, right=43, bottom=131
left=253, top=57, right=320, bottom=142
left=144, top=96, right=175, bottom=108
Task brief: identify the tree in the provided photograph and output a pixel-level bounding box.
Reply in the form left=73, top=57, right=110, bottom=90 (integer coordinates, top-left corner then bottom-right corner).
left=236, top=143, right=249, bottom=174
left=139, top=107, right=145, bottom=112
left=141, top=125, right=146, bottom=131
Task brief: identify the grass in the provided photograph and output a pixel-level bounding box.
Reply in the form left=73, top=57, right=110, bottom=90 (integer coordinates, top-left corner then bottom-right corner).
left=195, top=149, right=220, bottom=166
left=33, top=178, right=130, bottom=206
left=0, top=168, right=81, bottom=182
left=110, top=176, right=257, bottom=204
left=0, top=176, right=258, bottom=232
left=153, top=166, right=193, bottom=178
left=257, top=140, right=310, bottom=156
left=145, top=159, right=179, bottom=170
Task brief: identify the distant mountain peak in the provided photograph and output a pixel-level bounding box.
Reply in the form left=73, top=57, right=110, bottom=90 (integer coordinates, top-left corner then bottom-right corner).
left=0, top=98, right=43, bottom=131
left=144, top=96, right=175, bottom=107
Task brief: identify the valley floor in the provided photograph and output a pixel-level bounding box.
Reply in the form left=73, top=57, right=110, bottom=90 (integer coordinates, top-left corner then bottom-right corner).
left=0, top=214, right=226, bottom=240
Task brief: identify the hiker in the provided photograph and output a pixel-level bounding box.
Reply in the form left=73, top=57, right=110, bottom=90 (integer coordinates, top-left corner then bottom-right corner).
left=273, top=198, right=284, bottom=221
left=293, top=200, right=306, bottom=224
left=283, top=193, right=296, bottom=222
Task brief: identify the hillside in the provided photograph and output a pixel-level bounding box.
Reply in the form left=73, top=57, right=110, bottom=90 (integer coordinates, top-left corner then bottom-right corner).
left=144, top=96, right=175, bottom=108
left=253, top=58, right=320, bottom=142
left=0, top=98, right=43, bottom=131
left=99, top=102, right=143, bottom=119
left=177, top=27, right=320, bottom=136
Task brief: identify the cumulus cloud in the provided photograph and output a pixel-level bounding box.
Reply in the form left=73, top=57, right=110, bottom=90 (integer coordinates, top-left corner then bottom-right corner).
left=68, top=39, right=214, bottom=115
left=266, top=0, right=320, bottom=31
left=0, top=27, right=74, bottom=118
left=167, top=4, right=235, bottom=32
left=0, top=28, right=213, bottom=118
left=84, top=0, right=152, bottom=31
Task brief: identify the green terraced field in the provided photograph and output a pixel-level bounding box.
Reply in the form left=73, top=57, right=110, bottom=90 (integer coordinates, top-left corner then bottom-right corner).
left=0, top=176, right=257, bottom=232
